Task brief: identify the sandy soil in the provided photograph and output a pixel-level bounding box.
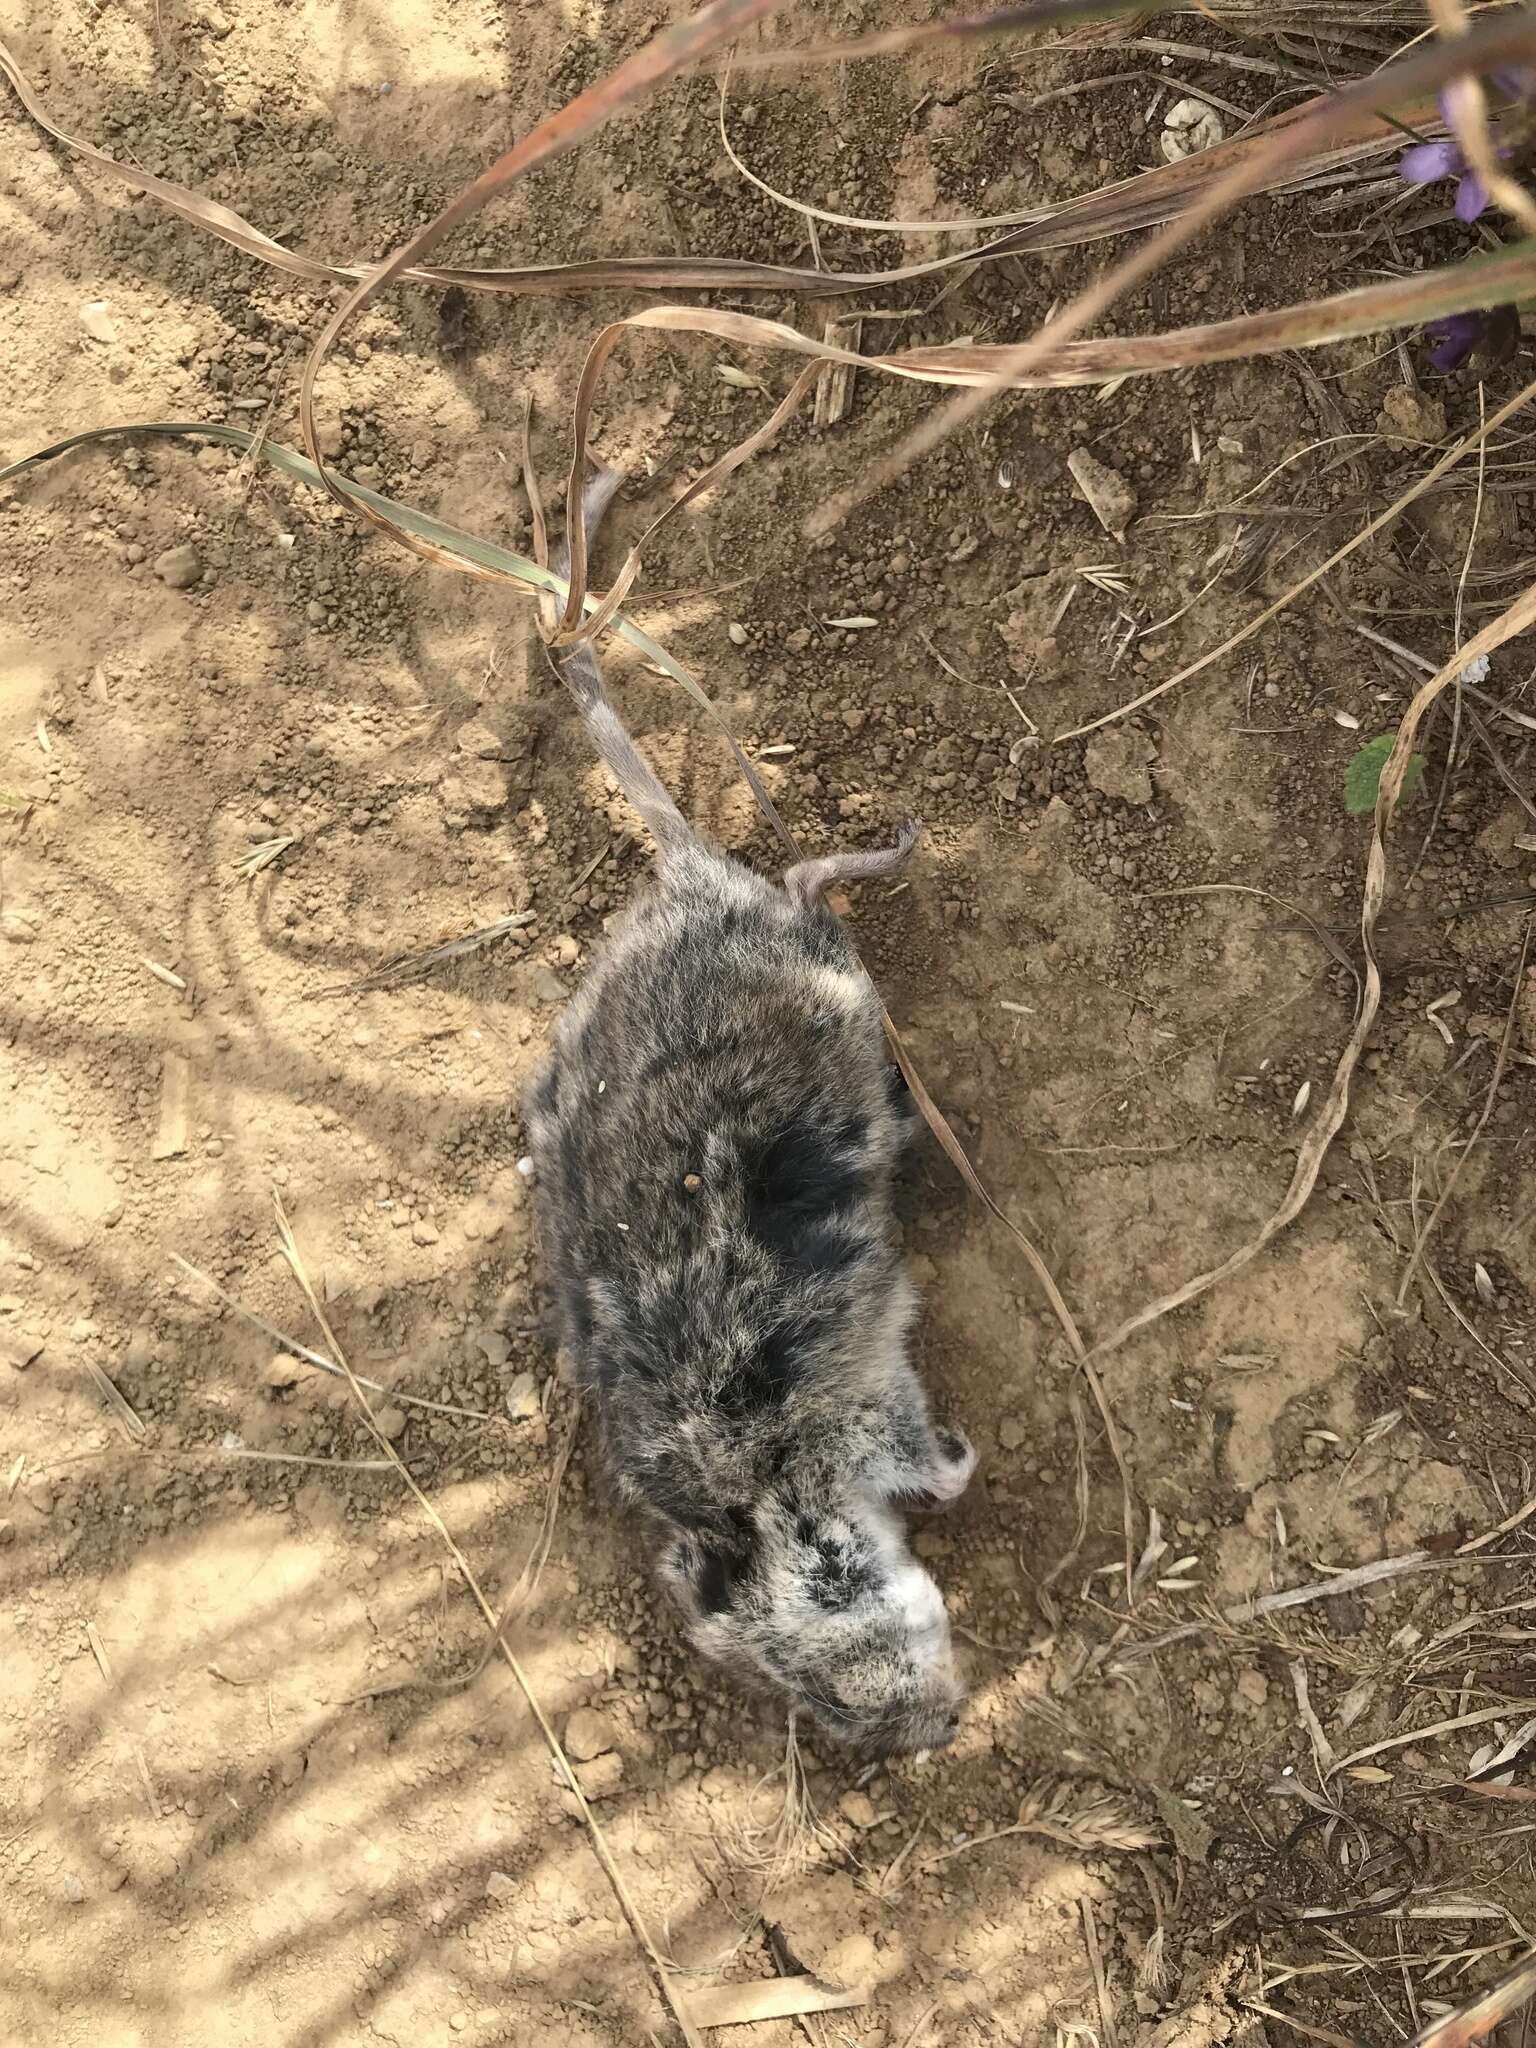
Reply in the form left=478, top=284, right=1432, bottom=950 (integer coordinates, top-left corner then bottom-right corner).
left=4, top=4, right=1536, bottom=2045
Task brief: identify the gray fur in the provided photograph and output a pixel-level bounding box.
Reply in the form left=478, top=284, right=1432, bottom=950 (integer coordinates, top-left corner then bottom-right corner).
left=525, top=472, right=975, bottom=1755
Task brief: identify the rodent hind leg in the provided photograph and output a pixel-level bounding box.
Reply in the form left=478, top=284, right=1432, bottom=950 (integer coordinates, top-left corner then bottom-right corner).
left=783, top=819, right=921, bottom=910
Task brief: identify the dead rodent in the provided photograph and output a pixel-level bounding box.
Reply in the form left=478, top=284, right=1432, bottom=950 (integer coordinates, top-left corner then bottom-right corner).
left=524, top=471, right=976, bottom=1756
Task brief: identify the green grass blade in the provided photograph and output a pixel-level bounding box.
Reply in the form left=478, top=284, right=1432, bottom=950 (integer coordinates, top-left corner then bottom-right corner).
left=0, top=421, right=798, bottom=852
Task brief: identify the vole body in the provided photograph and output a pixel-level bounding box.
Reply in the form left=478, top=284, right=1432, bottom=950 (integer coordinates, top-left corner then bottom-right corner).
left=525, top=474, right=974, bottom=1754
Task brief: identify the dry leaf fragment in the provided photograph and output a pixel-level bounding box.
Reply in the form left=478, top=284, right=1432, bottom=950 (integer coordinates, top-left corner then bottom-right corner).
left=687, top=1976, right=867, bottom=2028
left=152, top=1054, right=192, bottom=1160
left=79, top=299, right=117, bottom=343
left=1067, top=448, right=1137, bottom=540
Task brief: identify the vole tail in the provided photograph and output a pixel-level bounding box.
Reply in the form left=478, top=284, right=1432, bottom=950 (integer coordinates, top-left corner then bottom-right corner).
left=551, top=469, right=692, bottom=858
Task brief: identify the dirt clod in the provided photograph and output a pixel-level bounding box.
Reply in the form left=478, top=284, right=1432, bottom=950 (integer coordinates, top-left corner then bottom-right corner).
left=563, top=1708, right=618, bottom=1763
left=152, top=543, right=202, bottom=590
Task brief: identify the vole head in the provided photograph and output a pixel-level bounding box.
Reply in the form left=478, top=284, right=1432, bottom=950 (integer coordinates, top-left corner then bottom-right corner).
left=660, top=1495, right=963, bottom=1757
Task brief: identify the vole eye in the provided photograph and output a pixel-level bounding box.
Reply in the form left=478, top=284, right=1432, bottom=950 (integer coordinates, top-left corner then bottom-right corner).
left=697, top=1550, right=735, bottom=1615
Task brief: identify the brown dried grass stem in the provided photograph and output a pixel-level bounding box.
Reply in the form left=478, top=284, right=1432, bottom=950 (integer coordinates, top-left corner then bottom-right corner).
left=803, top=5, right=1536, bottom=536
left=1087, top=569, right=1536, bottom=1366
left=1057, top=376, right=1536, bottom=744
left=1395, top=916, right=1532, bottom=1306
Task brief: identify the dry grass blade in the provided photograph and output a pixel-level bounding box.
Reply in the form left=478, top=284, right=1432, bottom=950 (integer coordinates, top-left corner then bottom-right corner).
left=0, top=36, right=1442, bottom=304
left=735, top=0, right=1162, bottom=66
left=270, top=1197, right=704, bottom=2048
left=296, top=0, right=793, bottom=556
left=1335, top=1700, right=1536, bottom=1779
left=688, top=1979, right=868, bottom=2028
left=1244, top=2005, right=1360, bottom=2048
left=919, top=1780, right=1161, bottom=1873
left=80, top=1358, right=146, bottom=1444
left=1409, top=1947, right=1536, bottom=2045
left=737, top=78, right=1430, bottom=249
left=887, top=241, right=1536, bottom=384
left=1081, top=1899, right=1120, bottom=2048
left=801, top=6, right=1536, bottom=536
left=168, top=1251, right=492, bottom=1420
left=1058, top=376, right=1536, bottom=742
left=322, top=911, right=538, bottom=996
left=1396, top=917, right=1532, bottom=1305
left=555, top=354, right=823, bottom=644
left=1084, top=556, right=1536, bottom=1366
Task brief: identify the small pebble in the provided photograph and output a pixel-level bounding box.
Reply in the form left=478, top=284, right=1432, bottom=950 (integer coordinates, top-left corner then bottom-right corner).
left=375, top=1406, right=407, bottom=1441
left=727, top=622, right=748, bottom=646
left=475, top=1329, right=511, bottom=1368
left=505, top=1371, right=540, bottom=1422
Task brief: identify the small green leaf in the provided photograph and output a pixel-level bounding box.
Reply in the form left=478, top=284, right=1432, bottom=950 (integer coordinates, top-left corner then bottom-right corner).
left=1344, top=732, right=1425, bottom=816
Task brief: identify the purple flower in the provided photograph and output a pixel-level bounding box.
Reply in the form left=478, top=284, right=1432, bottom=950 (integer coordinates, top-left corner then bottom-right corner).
left=1399, top=91, right=1495, bottom=220
left=1399, top=137, right=1489, bottom=220
left=1423, top=303, right=1520, bottom=375
left=1397, top=72, right=1535, bottom=221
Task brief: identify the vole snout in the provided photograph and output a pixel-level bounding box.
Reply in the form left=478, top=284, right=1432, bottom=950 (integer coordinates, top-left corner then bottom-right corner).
left=658, top=1492, right=964, bottom=1756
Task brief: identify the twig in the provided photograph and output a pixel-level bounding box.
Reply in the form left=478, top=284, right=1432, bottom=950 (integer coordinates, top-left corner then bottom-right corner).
left=1057, top=377, right=1536, bottom=743
left=169, top=1254, right=492, bottom=1421
left=1082, top=1898, right=1121, bottom=2048
left=1085, top=570, right=1536, bottom=1366
left=270, top=1195, right=704, bottom=2047
left=321, top=912, right=537, bottom=997
left=1409, top=1946, right=1536, bottom=2045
